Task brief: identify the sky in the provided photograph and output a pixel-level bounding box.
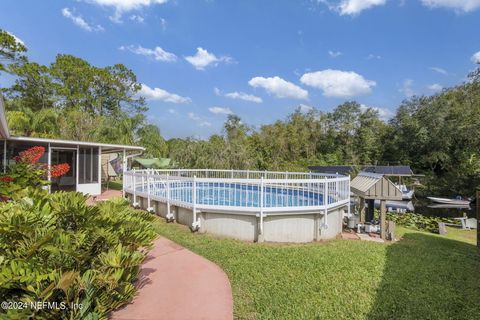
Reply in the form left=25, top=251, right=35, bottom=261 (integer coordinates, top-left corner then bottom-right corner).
left=1, top=0, right=480, bottom=139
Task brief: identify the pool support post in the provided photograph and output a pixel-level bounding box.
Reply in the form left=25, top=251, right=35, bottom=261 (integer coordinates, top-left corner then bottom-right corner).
left=146, top=170, right=154, bottom=213
left=166, top=173, right=174, bottom=222
left=323, top=177, right=329, bottom=229
left=191, top=175, right=201, bottom=231
left=132, top=172, right=139, bottom=208
left=258, top=176, right=265, bottom=242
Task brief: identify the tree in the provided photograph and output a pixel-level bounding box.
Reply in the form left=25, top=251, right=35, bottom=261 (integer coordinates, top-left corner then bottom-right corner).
left=0, top=29, right=27, bottom=73
left=6, top=61, right=56, bottom=111
left=137, top=124, right=167, bottom=158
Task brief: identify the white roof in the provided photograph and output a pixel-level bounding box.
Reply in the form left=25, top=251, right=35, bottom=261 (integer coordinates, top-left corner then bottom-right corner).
left=7, top=136, right=145, bottom=153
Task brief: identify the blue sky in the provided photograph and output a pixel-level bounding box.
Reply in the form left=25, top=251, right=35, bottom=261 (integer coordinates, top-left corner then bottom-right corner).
left=1, top=0, right=480, bottom=139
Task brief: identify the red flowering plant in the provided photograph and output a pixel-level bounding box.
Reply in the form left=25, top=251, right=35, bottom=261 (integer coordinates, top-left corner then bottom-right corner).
left=0, top=146, right=70, bottom=201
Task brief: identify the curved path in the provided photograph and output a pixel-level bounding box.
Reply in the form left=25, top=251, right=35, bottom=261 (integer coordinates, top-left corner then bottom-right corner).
left=110, top=236, right=233, bottom=320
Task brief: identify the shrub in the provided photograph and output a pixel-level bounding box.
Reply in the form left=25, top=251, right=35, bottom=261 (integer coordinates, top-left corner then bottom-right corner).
left=386, top=212, right=456, bottom=233
left=0, top=189, right=157, bottom=319
left=0, top=146, right=70, bottom=201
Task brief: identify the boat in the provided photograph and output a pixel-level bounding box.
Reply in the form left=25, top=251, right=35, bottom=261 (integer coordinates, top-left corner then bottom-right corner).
left=396, top=184, right=414, bottom=200
left=427, top=197, right=470, bottom=206
left=374, top=200, right=414, bottom=212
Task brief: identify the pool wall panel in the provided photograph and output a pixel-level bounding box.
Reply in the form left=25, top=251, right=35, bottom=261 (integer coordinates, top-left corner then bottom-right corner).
left=318, top=208, right=343, bottom=240
left=202, top=212, right=257, bottom=241
left=177, top=207, right=194, bottom=226
left=153, top=201, right=168, bottom=218
left=263, top=214, right=315, bottom=243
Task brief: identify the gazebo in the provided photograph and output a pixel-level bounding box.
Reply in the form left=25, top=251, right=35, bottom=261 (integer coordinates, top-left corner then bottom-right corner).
left=350, top=172, right=403, bottom=239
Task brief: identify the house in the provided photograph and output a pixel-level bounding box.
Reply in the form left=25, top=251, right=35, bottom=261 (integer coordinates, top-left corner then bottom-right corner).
left=0, top=96, right=144, bottom=196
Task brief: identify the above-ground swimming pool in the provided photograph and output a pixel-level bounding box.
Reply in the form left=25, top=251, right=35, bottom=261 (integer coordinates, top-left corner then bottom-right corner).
left=124, top=169, right=350, bottom=242
left=148, top=182, right=335, bottom=208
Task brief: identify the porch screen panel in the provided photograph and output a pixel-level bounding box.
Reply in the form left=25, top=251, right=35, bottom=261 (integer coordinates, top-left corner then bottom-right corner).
left=78, top=147, right=99, bottom=183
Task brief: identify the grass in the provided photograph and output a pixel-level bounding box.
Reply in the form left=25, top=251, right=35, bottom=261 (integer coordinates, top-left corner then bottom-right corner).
left=443, top=226, right=477, bottom=245
left=152, top=219, right=480, bottom=320
left=104, top=179, right=123, bottom=190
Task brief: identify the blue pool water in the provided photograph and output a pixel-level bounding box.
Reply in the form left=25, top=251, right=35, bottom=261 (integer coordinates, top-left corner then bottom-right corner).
left=139, top=182, right=331, bottom=208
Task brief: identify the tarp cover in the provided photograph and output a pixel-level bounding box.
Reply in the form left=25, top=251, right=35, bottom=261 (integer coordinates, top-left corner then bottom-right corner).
left=133, top=158, right=171, bottom=169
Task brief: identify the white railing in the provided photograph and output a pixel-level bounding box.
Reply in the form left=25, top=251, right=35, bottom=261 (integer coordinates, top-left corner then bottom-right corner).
left=123, top=169, right=350, bottom=215
left=147, top=169, right=339, bottom=180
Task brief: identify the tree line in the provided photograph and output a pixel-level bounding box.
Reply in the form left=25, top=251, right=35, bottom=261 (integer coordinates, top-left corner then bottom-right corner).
left=1, top=30, right=479, bottom=196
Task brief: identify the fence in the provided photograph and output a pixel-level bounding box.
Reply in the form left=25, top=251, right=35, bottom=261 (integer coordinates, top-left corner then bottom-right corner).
left=123, top=169, right=350, bottom=214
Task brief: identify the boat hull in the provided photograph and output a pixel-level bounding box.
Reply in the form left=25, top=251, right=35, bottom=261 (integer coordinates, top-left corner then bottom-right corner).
left=374, top=200, right=414, bottom=212
left=427, top=197, right=470, bottom=205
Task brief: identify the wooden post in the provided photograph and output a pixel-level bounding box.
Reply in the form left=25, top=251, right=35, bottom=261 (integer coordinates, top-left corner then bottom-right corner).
left=380, top=199, right=386, bottom=240
left=387, top=221, right=396, bottom=241
left=359, top=198, right=365, bottom=223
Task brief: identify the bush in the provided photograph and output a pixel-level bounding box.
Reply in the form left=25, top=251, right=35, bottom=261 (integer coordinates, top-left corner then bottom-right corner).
left=386, top=212, right=455, bottom=233
left=0, top=146, right=70, bottom=201
left=0, top=189, right=157, bottom=319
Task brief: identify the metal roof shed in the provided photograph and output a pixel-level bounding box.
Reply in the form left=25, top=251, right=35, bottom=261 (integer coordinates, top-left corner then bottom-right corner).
left=351, top=172, right=403, bottom=200
left=351, top=172, right=402, bottom=240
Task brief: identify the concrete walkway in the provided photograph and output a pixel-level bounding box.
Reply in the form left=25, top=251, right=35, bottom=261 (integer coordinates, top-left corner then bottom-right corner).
left=86, top=189, right=122, bottom=206
left=110, top=236, right=233, bottom=320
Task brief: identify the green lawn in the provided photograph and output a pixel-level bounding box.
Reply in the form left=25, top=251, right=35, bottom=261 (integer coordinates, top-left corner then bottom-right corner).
left=104, top=179, right=123, bottom=190
left=152, top=219, right=480, bottom=320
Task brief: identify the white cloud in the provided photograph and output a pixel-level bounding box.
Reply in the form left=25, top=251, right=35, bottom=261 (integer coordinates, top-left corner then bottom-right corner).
left=139, top=84, right=191, bottom=103
left=248, top=76, right=308, bottom=100
left=428, top=83, right=443, bottom=91
left=300, top=69, right=376, bottom=98
left=430, top=66, right=448, bottom=75
left=184, top=47, right=232, bottom=70
left=168, top=108, right=177, bottom=114
left=360, top=104, right=394, bottom=121
left=471, top=51, right=480, bottom=64
left=421, top=0, right=480, bottom=12
left=188, top=112, right=212, bottom=127
left=328, top=50, right=342, bottom=58
left=214, top=87, right=262, bottom=103
left=119, top=45, right=177, bottom=62
left=400, top=79, right=415, bottom=97
left=209, top=107, right=233, bottom=115
left=160, top=18, right=167, bottom=31
left=62, top=8, right=104, bottom=32
left=320, top=0, right=386, bottom=16
left=225, top=91, right=263, bottom=103
left=367, top=53, right=382, bottom=60
left=87, top=0, right=168, bottom=22
left=129, top=15, right=144, bottom=23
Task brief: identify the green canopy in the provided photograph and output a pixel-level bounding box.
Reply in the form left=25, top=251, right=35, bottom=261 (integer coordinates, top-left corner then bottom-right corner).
left=133, top=158, right=171, bottom=169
